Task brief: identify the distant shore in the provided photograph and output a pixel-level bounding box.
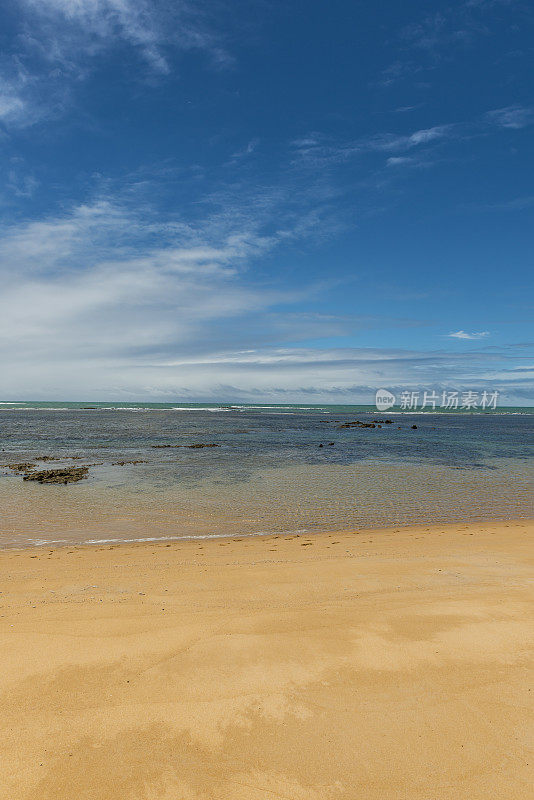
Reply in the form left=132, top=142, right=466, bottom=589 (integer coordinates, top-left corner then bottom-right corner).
left=1, top=518, right=532, bottom=799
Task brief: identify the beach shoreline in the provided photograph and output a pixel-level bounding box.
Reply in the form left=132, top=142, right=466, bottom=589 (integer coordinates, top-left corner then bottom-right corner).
left=1, top=518, right=533, bottom=799
left=0, top=512, right=533, bottom=552
left=1, top=512, right=533, bottom=551
left=2, top=407, right=532, bottom=550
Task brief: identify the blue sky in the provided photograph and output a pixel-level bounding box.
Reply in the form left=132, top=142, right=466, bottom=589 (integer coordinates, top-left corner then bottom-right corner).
left=0, top=0, right=532, bottom=403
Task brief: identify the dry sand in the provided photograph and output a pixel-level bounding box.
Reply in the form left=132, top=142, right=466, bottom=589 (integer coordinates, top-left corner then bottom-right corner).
left=0, top=519, right=532, bottom=799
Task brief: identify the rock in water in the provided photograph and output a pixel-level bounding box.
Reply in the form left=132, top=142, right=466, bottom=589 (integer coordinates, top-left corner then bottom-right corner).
left=336, top=420, right=376, bottom=429
left=6, top=463, right=36, bottom=473
left=23, top=467, right=89, bottom=484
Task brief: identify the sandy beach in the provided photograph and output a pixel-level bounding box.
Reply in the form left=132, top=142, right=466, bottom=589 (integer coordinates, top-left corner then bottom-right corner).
left=1, top=519, right=532, bottom=799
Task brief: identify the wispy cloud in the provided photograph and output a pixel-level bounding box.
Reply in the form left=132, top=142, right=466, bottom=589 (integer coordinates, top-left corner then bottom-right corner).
left=369, top=125, right=453, bottom=151
left=379, top=1, right=521, bottom=89
left=0, top=198, right=283, bottom=388
left=448, top=330, right=490, bottom=340
left=386, top=156, right=419, bottom=168
left=227, top=138, right=261, bottom=165
left=376, top=61, right=424, bottom=88
left=0, top=190, right=529, bottom=400
left=486, top=105, right=534, bottom=129
left=0, top=0, right=228, bottom=127
left=20, top=0, right=229, bottom=72
left=0, top=187, right=515, bottom=400
left=0, top=64, right=46, bottom=127
left=291, top=101, right=532, bottom=178
left=291, top=124, right=455, bottom=168
left=4, top=159, right=39, bottom=199
left=0, top=84, right=27, bottom=124
left=401, top=11, right=481, bottom=52
left=0, top=178, right=345, bottom=385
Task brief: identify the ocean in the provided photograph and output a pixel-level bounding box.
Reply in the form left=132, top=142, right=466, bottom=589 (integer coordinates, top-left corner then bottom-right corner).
left=1, top=402, right=533, bottom=548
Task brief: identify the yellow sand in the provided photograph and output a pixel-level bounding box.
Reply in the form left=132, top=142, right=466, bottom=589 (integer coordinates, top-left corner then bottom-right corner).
left=0, top=519, right=533, bottom=800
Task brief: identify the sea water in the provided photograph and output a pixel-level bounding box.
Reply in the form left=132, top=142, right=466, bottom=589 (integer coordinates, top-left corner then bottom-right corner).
left=0, top=403, right=532, bottom=548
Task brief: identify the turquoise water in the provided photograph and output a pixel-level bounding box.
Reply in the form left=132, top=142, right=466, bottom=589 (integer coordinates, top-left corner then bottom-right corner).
left=0, top=404, right=532, bottom=547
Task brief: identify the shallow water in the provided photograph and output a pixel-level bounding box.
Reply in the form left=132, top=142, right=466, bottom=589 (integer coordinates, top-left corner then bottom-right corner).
left=0, top=406, right=532, bottom=547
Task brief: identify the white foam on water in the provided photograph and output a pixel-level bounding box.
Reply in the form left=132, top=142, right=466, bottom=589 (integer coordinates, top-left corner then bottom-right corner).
left=60, top=529, right=311, bottom=546
left=170, top=407, right=235, bottom=412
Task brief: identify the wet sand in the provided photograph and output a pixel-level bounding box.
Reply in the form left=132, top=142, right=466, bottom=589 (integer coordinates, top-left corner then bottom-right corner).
left=0, top=518, right=533, bottom=799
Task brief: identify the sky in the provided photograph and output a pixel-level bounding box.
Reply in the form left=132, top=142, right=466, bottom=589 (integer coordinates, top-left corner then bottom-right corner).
left=0, top=0, right=533, bottom=404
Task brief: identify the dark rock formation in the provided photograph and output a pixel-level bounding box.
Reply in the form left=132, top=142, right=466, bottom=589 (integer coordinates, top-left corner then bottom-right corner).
left=337, top=420, right=376, bottom=429
left=152, top=443, right=220, bottom=449
left=112, top=460, right=148, bottom=466
left=23, top=467, right=89, bottom=484
left=6, top=463, right=36, bottom=473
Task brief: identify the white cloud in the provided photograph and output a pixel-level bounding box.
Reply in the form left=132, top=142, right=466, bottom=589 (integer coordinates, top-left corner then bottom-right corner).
left=21, top=0, right=182, bottom=74
left=370, top=125, right=452, bottom=151
left=0, top=193, right=320, bottom=397
left=291, top=124, right=454, bottom=168
left=386, top=156, right=417, bottom=168
left=5, top=167, right=39, bottom=198
left=0, top=193, right=510, bottom=400
left=0, top=0, right=227, bottom=127
left=292, top=104, right=533, bottom=174
left=448, top=330, right=490, bottom=340
left=486, top=105, right=534, bottom=129
left=229, top=139, right=260, bottom=162
left=0, top=90, right=26, bottom=123
left=0, top=64, right=46, bottom=127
